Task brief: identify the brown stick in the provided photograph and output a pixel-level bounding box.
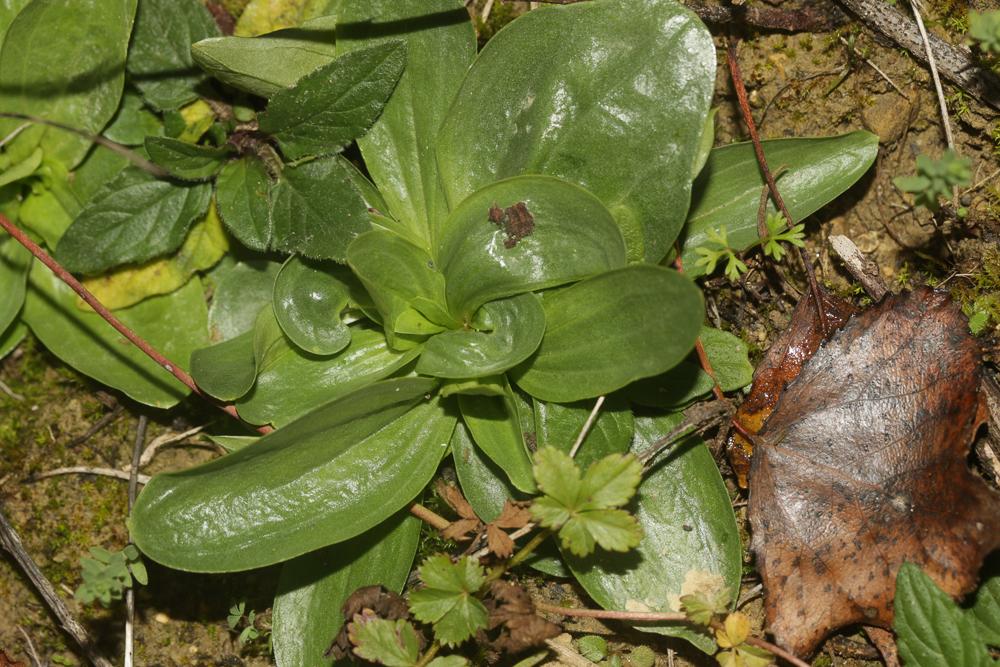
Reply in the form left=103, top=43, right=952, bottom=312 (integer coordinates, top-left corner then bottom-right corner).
left=836, top=0, right=1000, bottom=112
left=0, top=503, right=114, bottom=667
left=725, top=37, right=830, bottom=335
left=408, top=503, right=451, bottom=531
left=0, top=213, right=271, bottom=435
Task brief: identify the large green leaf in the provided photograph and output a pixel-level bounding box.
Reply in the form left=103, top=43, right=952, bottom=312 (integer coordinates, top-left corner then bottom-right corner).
left=894, top=563, right=990, bottom=667
left=566, top=413, right=741, bottom=654
left=532, top=397, right=633, bottom=469
left=0, top=0, right=138, bottom=167
left=0, top=1, right=31, bottom=43
left=260, top=40, right=407, bottom=160
left=269, top=155, right=372, bottom=261
left=131, top=378, right=455, bottom=571
left=190, top=330, right=256, bottom=401
left=55, top=167, right=212, bottom=275
left=627, top=326, right=753, bottom=409
left=513, top=265, right=703, bottom=403
left=126, top=0, right=220, bottom=111
left=438, top=176, right=626, bottom=319
left=336, top=0, right=475, bottom=249
left=206, top=259, right=282, bottom=342
left=347, top=229, right=454, bottom=336
left=23, top=263, right=208, bottom=408
left=458, top=383, right=536, bottom=494
left=191, top=15, right=338, bottom=98
left=437, top=0, right=714, bottom=263
left=0, top=235, right=30, bottom=334
left=272, top=514, right=422, bottom=667
left=680, top=132, right=879, bottom=275
left=416, top=293, right=545, bottom=379
left=273, top=256, right=356, bottom=356
left=236, top=323, right=421, bottom=427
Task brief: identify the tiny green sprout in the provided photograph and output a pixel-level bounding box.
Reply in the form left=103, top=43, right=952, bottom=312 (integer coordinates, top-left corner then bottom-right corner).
left=893, top=150, right=972, bottom=211
left=74, top=544, right=147, bottom=606
left=228, top=601, right=263, bottom=645
left=760, top=213, right=805, bottom=262
left=969, top=10, right=1000, bottom=54
left=694, top=226, right=749, bottom=282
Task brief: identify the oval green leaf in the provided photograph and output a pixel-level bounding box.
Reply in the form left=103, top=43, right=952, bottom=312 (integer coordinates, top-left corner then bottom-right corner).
left=416, top=293, right=544, bottom=379
left=680, top=132, right=879, bottom=275
left=132, top=378, right=456, bottom=572
left=191, top=15, right=338, bottom=98
left=207, top=259, right=283, bottom=342
left=0, top=235, right=31, bottom=334
left=190, top=330, right=256, bottom=401
left=533, top=397, right=633, bottom=469
left=272, top=513, right=422, bottom=667
left=259, top=40, right=407, bottom=160
left=565, top=413, right=742, bottom=654
left=55, top=168, right=212, bottom=275
left=145, top=136, right=231, bottom=181
left=437, top=0, right=715, bottom=263
left=336, top=0, right=476, bottom=248
left=458, top=383, right=536, bottom=494
left=215, top=157, right=272, bottom=252
left=513, top=265, right=703, bottom=403
left=236, top=323, right=421, bottom=427
left=439, top=176, right=626, bottom=319
left=23, top=264, right=208, bottom=408
left=269, top=155, right=372, bottom=261
left=273, top=256, right=354, bottom=355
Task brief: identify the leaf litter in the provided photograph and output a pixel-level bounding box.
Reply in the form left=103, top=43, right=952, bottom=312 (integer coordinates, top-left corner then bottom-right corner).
left=734, top=286, right=1000, bottom=655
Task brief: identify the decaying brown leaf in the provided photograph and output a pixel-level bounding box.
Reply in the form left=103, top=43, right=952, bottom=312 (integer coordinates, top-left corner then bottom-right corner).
left=727, top=286, right=857, bottom=487
left=747, top=288, right=1000, bottom=655
left=484, top=580, right=561, bottom=654
left=326, top=585, right=413, bottom=659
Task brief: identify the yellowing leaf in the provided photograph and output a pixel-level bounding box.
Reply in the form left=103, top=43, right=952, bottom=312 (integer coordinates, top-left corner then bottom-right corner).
left=234, top=0, right=329, bottom=37
left=81, top=201, right=228, bottom=310
left=715, top=612, right=750, bottom=649
left=178, top=100, right=215, bottom=143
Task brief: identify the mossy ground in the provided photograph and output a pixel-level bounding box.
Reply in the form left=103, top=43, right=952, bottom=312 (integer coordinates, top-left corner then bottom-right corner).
left=1, top=0, right=998, bottom=665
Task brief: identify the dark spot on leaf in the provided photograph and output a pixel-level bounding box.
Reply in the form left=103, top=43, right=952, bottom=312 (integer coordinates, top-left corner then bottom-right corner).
left=487, top=201, right=535, bottom=249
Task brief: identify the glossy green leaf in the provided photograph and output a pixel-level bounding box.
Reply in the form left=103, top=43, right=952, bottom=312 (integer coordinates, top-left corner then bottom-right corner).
left=680, top=132, right=879, bottom=275
left=207, top=259, right=282, bottom=342
left=970, top=573, right=1000, bottom=645
left=894, top=563, right=990, bottom=667
left=416, top=293, right=544, bottom=379
left=236, top=323, right=421, bottom=427
left=437, top=0, right=714, bottom=263
left=0, top=235, right=30, bottom=334
left=458, top=385, right=536, bottom=493
left=273, top=256, right=355, bottom=355
left=103, top=89, right=162, bottom=146
left=627, top=326, right=753, bottom=409
left=131, top=379, right=455, bottom=571
left=145, top=137, right=231, bottom=181
left=0, top=321, right=27, bottom=361
left=566, top=413, right=741, bottom=654
left=23, top=264, right=208, bottom=408
left=347, top=229, right=454, bottom=336
left=260, top=40, right=406, bottom=160
left=0, top=146, right=42, bottom=188
left=126, top=0, right=220, bottom=111
left=337, top=0, right=475, bottom=248
left=215, top=157, right=272, bottom=251
left=272, top=513, right=421, bottom=667
left=190, top=330, right=255, bottom=401
left=191, top=15, right=337, bottom=98
left=513, top=265, right=703, bottom=402
left=269, top=155, right=371, bottom=261
left=55, top=168, right=212, bottom=275
left=533, top=397, right=633, bottom=469
left=439, top=176, right=627, bottom=319
left=0, top=0, right=137, bottom=167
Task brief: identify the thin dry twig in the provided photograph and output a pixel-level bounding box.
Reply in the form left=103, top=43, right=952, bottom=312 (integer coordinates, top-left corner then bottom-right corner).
left=17, top=626, right=41, bottom=667
left=568, top=395, right=605, bottom=459
left=139, top=425, right=206, bottom=468
left=829, top=235, right=889, bottom=300
left=0, top=377, right=24, bottom=401
left=545, top=636, right=597, bottom=667
left=68, top=403, right=124, bottom=448
left=907, top=0, right=954, bottom=150
left=0, top=503, right=114, bottom=667
left=33, top=466, right=151, bottom=485
left=409, top=503, right=451, bottom=531
left=125, top=416, right=148, bottom=667
left=838, top=36, right=909, bottom=99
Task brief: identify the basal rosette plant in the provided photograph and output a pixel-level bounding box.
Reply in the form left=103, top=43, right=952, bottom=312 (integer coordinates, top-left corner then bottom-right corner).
left=0, top=0, right=878, bottom=662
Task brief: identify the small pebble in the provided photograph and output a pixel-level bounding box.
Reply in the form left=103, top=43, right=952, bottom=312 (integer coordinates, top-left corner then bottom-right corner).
left=155, top=613, right=170, bottom=624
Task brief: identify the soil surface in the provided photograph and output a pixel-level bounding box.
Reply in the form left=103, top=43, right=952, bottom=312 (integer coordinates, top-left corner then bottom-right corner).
left=1, top=0, right=998, bottom=665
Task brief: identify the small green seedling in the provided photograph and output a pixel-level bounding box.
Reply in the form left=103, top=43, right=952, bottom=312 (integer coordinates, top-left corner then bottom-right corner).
left=693, top=214, right=804, bottom=282
left=893, top=150, right=972, bottom=211
left=74, top=544, right=147, bottom=606
left=969, top=10, right=1000, bottom=55
left=227, top=601, right=266, bottom=646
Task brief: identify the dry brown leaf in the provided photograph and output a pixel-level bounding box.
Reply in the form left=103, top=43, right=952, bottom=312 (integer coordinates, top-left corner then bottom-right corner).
left=326, top=585, right=412, bottom=659
left=493, top=500, right=532, bottom=529
left=748, top=288, right=1000, bottom=655
left=435, top=480, right=480, bottom=520
left=442, top=518, right=482, bottom=542
left=486, top=524, right=515, bottom=559
left=485, top=580, right=561, bottom=654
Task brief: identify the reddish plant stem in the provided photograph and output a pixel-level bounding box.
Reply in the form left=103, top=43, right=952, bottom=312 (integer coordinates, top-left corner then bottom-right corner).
left=0, top=213, right=271, bottom=435
left=674, top=254, right=725, bottom=401
left=725, top=36, right=829, bottom=335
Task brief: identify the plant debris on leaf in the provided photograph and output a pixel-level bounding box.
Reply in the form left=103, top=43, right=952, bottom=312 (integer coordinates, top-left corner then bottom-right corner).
left=747, top=287, right=1000, bottom=655
left=483, top=580, right=561, bottom=654
left=328, top=585, right=412, bottom=660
